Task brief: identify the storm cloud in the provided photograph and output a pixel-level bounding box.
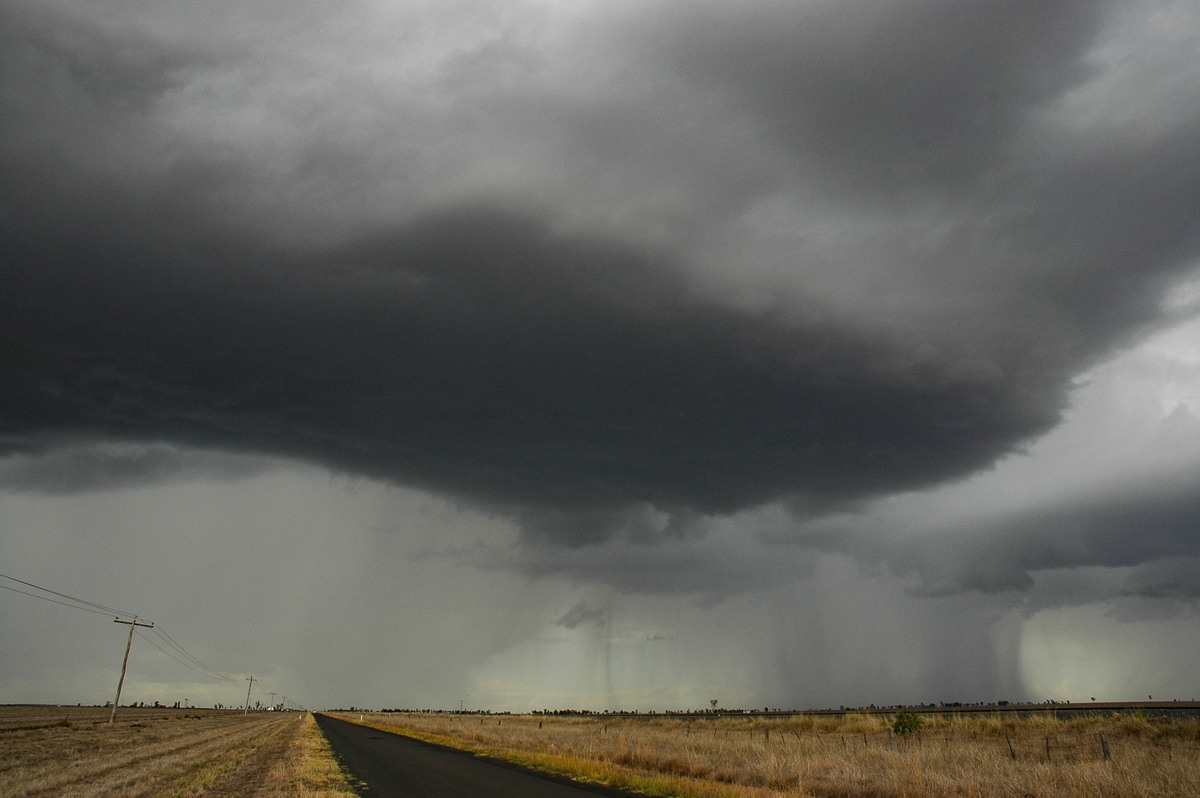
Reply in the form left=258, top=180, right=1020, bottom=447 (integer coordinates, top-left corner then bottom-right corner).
left=4, top=199, right=1075, bottom=526
left=7, top=0, right=1199, bottom=546
left=3, top=0, right=1200, bottom=710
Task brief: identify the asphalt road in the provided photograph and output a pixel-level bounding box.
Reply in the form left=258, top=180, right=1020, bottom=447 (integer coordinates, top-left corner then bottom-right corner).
left=313, top=714, right=646, bottom=798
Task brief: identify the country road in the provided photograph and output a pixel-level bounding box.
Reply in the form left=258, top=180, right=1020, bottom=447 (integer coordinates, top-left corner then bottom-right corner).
left=313, top=714, right=646, bottom=798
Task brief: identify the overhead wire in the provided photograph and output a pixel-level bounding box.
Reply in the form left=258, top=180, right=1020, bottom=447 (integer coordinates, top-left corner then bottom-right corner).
left=0, top=582, right=119, bottom=617
left=1, top=572, right=308, bottom=707
left=0, top=571, right=138, bottom=618
left=135, top=630, right=236, bottom=683
left=1, top=571, right=237, bottom=685
left=149, top=626, right=237, bottom=682
left=135, top=630, right=210, bottom=678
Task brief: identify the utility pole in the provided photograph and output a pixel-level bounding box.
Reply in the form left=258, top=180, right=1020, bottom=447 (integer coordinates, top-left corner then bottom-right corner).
left=110, top=616, right=154, bottom=725
left=244, top=676, right=255, bottom=715
left=269, top=691, right=277, bottom=710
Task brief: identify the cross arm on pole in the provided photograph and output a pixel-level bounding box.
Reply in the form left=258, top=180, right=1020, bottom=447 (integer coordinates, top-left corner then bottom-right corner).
left=109, top=616, right=154, bottom=724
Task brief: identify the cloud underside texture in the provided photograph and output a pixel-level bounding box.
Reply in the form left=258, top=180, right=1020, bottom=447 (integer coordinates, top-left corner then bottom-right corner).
left=4, top=0, right=1200, bottom=550
left=6, top=204, right=1066, bottom=512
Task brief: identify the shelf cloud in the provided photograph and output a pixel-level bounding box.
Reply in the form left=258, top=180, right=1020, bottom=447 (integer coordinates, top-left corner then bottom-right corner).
left=3, top=0, right=1200, bottom=710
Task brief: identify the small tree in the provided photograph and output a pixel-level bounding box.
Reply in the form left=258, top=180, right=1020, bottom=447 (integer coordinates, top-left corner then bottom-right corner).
left=892, top=711, right=924, bottom=736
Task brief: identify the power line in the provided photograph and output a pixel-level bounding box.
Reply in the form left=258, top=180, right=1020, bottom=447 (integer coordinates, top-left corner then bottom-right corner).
left=135, top=631, right=228, bottom=682
left=0, top=571, right=138, bottom=618
left=139, top=627, right=236, bottom=682
left=1, top=572, right=237, bottom=688
left=154, top=630, right=235, bottom=681
left=154, top=626, right=224, bottom=672
left=0, top=582, right=119, bottom=617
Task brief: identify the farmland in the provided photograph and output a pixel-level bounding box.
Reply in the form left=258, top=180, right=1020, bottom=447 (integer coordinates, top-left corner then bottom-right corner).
left=6, top=703, right=1198, bottom=797
left=333, top=708, right=1200, bottom=797
left=0, top=706, right=355, bottom=797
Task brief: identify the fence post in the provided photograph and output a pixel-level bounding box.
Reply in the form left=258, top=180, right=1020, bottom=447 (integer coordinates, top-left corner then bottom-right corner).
left=1045, top=735, right=1051, bottom=762
left=1006, top=733, right=1016, bottom=761
left=1100, top=730, right=1111, bottom=762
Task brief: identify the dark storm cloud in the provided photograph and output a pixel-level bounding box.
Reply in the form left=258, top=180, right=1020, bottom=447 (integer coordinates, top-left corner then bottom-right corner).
left=649, top=0, right=1105, bottom=193
left=4, top=0, right=1200, bottom=553
left=780, top=468, right=1200, bottom=602
left=1121, top=558, right=1200, bottom=603
left=1, top=3, right=212, bottom=114
left=0, top=442, right=276, bottom=494
left=428, top=517, right=817, bottom=601
left=2, top=200, right=1066, bottom=521
left=555, top=601, right=608, bottom=630
left=645, top=0, right=1200, bottom=343
left=930, top=475, right=1200, bottom=596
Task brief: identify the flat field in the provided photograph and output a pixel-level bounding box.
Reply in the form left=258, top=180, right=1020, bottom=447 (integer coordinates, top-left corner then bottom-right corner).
left=335, top=710, right=1200, bottom=798
left=0, top=706, right=355, bottom=798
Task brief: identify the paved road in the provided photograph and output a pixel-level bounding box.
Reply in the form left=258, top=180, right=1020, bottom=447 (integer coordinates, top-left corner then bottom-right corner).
left=314, top=714, right=645, bottom=798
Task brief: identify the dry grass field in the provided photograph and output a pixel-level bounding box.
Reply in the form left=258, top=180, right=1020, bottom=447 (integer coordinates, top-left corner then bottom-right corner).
left=335, top=710, right=1200, bottom=797
left=0, top=706, right=356, bottom=798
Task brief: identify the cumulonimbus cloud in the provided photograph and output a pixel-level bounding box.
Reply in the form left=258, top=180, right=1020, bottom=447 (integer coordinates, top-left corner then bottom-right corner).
left=4, top=0, right=1200, bottom=554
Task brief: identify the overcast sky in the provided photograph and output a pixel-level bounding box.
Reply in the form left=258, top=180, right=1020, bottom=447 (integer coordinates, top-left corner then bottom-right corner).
left=3, top=0, right=1200, bottom=712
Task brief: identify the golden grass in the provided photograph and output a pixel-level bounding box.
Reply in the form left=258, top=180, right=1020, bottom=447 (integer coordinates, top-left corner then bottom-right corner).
left=258, top=712, right=359, bottom=798
left=331, top=710, right=1200, bottom=798
left=0, top=707, right=355, bottom=798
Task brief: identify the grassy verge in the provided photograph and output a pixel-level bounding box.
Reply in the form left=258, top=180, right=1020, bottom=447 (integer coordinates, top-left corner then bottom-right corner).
left=331, top=711, right=1200, bottom=798
left=276, top=713, right=361, bottom=797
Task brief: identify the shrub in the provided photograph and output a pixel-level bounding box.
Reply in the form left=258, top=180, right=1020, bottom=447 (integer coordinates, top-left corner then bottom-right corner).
left=892, top=711, right=924, bottom=736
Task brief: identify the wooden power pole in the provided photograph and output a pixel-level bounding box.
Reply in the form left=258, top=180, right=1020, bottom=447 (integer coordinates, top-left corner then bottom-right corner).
left=109, top=616, right=154, bottom=725
left=244, top=675, right=256, bottom=715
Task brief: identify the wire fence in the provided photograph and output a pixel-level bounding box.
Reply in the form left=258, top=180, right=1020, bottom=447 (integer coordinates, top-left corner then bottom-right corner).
left=698, top=724, right=1200, bottom=764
